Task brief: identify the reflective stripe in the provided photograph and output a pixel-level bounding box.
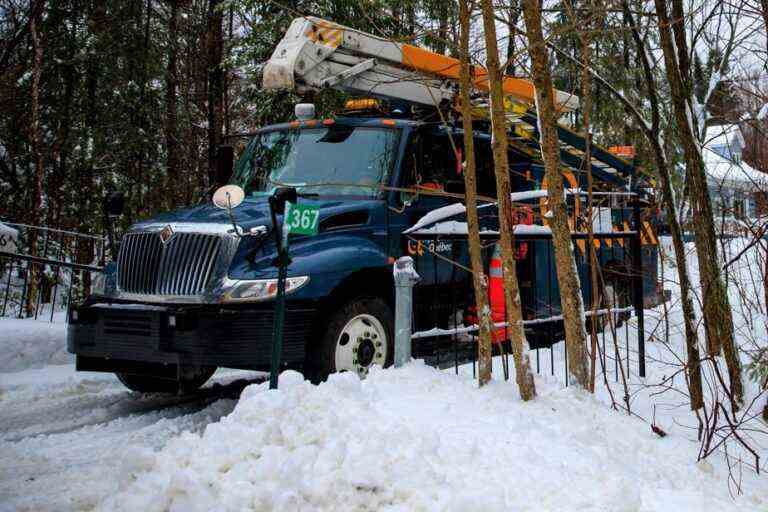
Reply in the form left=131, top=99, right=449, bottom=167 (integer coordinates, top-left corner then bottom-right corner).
left=307, top=25, right=343, bottom=48
left=613, top=224, right=624, bottom=247
left=641, top=221, right=658, bottom=245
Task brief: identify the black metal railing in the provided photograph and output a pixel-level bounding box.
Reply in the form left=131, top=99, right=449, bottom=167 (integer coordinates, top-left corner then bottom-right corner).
left=0, top=223, right=106, bottom=322
left=405, top=193, right=657, bottom=385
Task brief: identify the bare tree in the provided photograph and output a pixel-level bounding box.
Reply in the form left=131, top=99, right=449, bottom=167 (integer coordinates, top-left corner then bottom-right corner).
left=521, top=0, right=591, bottom=389
left=550, top=0, right=704, bottom=410
left=457, top=0, right=497, bottom=389
left=654, top=0, right=743, bottom=410
left=479, top=0, right=537, bottom=397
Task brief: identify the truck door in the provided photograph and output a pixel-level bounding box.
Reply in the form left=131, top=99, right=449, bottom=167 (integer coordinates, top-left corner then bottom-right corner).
left=388, top=128, right=467, bottom=281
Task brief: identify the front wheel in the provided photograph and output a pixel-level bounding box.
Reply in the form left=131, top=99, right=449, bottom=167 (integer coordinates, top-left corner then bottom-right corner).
left=307, top=297, right=394, bottom=382
left=116, top=366, right=216, bottom=394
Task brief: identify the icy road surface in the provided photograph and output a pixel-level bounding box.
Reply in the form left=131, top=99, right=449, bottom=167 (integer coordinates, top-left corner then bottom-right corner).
left=0, top=366, right=263, bottom=511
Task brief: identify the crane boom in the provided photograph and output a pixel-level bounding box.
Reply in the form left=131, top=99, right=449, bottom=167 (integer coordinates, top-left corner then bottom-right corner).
left=261, top=17, right=637, bottom=187
left=263, top=16, right=579, bottom=112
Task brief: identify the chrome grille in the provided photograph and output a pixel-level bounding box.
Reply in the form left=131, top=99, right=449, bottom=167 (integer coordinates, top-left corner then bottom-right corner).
left=117, top=232, right=222, bottom=296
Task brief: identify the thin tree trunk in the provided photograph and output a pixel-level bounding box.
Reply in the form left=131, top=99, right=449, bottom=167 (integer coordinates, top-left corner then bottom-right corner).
left=27, top=12, right=45, bottom=317
left=206, top=0, right=224, bottom=187
left=622, top=2, right=704, bottom=410
left=458, top=0, right=496, bottom=389
left=521, top=0, right=590, bottom=389
left=479, top=0, right=537, bottom=398
left=654, top=0, right=743, bottom=410
left=165, top=0, right=181, bottom=207
left=566, top=0, right=601, bottom=393
left=435, top=2, right=449, bottom=55
left=504, top=1, right=520, bottom=76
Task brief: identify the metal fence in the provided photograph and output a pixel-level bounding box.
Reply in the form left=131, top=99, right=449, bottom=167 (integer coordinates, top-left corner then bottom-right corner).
left=0, top=223, right=106, bottom=322
left=399, top=196, right=655, bottom=385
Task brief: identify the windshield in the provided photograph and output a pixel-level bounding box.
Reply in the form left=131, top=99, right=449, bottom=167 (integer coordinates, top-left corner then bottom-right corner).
left=231, top=126, right=399, bottom=198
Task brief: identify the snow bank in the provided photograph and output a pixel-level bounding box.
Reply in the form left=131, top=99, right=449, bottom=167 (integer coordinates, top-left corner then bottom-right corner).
left=0, top=315, right=71, bottom=372
left=0, top=222, right=18, bottom=237
left=101, top=364, right=765, bottom=511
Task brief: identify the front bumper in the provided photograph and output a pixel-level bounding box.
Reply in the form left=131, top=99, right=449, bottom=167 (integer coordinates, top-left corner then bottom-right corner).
left=67, top=301, right=317, bottom=371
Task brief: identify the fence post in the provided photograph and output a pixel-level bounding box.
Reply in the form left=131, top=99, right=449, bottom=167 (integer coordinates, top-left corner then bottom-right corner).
left=393, top=256, right=419, bottom=368
left=631, top=200, right=646, bottom=378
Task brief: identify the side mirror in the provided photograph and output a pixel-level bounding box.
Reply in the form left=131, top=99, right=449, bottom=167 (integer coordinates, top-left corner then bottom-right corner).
left=104, top=192, right=125, bottom=217
left=216, top=145, right=235, bottom=186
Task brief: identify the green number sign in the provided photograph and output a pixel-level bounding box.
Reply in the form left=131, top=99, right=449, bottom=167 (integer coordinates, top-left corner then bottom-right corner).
left=284, top=202, right=320, bottom=236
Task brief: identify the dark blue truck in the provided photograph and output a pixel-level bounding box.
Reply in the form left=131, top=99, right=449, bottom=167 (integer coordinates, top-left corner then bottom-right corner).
left=68, top=106, right=659, bottom=393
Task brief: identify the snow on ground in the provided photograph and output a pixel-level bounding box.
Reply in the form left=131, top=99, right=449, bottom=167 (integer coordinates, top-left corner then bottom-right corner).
left=1, top=312, right=72, bottom=372
left=0, top=366, right=261, bottom=511
left=98, top=364, right=766, bottom=512
left=0, top=237, right=767, bottom=511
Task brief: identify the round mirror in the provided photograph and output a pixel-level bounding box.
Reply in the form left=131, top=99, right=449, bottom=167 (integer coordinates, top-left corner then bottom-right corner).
left=212, top=185, right=245, bottom=210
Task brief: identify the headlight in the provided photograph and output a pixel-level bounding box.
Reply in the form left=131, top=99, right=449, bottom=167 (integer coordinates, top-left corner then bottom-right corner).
left=220, top=276, right=310, bottom=303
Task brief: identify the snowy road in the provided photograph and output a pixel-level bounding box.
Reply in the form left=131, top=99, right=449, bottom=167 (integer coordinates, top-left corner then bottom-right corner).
left=0, top=366, right=263, bottom=511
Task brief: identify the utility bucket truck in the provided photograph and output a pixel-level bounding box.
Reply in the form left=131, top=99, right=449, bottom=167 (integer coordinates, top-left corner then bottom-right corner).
left=67, top=17, right=659, bottom=392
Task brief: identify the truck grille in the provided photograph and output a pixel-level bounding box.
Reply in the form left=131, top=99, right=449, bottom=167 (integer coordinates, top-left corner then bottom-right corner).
left=117, top=232, right=222, bottom=296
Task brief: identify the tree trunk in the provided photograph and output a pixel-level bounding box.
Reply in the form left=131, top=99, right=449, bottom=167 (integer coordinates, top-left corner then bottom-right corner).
left=435, top=2, right=449, bottom=55
left=479, top=0, right=537, bottom=398
left=165, top=0, right=181, bottom=207
left=521, top=0, right=590, bottom=389
left=206, top=0, right=224, bottom=187
left=27, top=12, right=45, bottom=317
left=654, top=0, right=742, bottom=409
left=618, top=1, right=704, bottom=410
left=504, top=1, right=520, bottom=76
left=566, top=0, right=601, bottom=393
left=458, top=0, right=497, bottom=390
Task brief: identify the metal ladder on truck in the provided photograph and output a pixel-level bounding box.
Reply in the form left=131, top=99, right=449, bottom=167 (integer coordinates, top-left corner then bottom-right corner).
left=262, top=16, right=634, bottom=184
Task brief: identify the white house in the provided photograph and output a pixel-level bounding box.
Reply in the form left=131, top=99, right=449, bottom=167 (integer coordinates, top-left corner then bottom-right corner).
left=703, top=123, right=768, bottom=221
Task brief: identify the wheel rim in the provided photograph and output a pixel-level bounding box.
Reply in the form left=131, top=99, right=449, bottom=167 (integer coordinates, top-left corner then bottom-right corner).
left=334, top=313, right=387, bottom=377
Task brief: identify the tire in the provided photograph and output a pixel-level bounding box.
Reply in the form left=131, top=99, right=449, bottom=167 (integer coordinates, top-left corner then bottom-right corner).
left=306, top=297, right=394, bottom=383
left=116, top=366, right=216, bottom=394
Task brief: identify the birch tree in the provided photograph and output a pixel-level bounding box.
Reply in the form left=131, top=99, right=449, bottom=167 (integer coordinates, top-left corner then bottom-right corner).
left=479, top=0, right=537, bottom=398
left=521, top=0, right=590, bottom=389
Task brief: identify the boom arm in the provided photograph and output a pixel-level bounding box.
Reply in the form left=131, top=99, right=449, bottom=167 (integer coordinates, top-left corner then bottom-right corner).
left=263, top=17, right=579, bottom=112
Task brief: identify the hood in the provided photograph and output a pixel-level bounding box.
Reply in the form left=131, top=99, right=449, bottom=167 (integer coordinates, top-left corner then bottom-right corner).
left=131, top=196, right=376, bottom=233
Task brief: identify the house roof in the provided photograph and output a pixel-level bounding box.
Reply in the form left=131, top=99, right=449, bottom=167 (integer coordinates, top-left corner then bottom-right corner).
left=703, top=124, right=767, bottom=190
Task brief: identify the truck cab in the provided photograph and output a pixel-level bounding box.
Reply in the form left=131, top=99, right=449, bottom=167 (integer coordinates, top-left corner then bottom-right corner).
left=67, top=111, right=476, bottom=392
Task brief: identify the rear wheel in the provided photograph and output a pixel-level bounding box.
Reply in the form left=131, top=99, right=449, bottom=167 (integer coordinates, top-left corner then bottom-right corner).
left=306, top=297, right=394, bottom=382
left=116, top=366, right=216, bottom=394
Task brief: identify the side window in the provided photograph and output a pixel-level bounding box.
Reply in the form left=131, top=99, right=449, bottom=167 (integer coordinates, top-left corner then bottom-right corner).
left=419, top=133, right=460, bottom=190
left=400, top=130, right=498, bottom=200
